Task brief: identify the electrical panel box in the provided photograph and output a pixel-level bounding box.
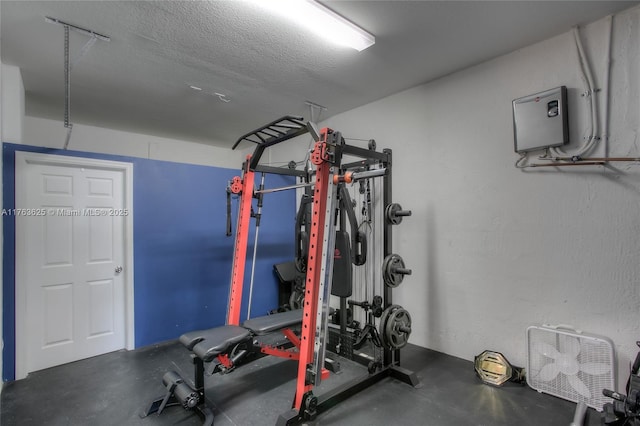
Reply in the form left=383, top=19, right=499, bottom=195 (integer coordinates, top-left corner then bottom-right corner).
left=513, top=86, right=568, bottom=153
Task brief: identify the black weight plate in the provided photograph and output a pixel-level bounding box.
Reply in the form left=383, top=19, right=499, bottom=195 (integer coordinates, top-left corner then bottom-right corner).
left=383, top=254, right=405, bottom=288
left=385, top=203, right=403, bottom=225
left=379, top=305, right=400, bottom=349
left=385, top=308, right=411, bottom=349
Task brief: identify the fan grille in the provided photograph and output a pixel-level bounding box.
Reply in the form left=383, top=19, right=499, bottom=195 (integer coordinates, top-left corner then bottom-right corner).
left=526, top=325, right=615, bottom=411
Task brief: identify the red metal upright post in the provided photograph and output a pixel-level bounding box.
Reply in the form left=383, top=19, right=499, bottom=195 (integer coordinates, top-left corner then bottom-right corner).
left=227, top=155, right=255, bottom=326
left=293, top=129, right=333, bottom=410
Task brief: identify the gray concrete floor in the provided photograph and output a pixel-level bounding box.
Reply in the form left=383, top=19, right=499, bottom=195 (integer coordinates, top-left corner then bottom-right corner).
left=0, top=342, right=602, bottom=425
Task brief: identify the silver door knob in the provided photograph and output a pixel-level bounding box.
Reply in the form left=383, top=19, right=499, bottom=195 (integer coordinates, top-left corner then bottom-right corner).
left=115, top=266, right=123, bottom=273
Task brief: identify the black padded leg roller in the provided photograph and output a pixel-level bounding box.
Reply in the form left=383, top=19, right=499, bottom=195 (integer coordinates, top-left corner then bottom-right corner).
left=162, top=371, right=200, bottom=409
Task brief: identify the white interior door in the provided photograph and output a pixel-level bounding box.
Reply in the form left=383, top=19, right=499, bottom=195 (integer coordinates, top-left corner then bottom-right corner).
left=15, top=153, right=134, bottom=379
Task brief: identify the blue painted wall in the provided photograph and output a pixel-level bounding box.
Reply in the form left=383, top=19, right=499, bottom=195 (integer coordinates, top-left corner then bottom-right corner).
left=2, top=143, right=295, bottom=381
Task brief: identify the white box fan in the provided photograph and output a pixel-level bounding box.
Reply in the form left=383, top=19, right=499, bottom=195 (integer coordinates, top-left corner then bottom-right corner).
left=526, top=325, right=616, bottom=411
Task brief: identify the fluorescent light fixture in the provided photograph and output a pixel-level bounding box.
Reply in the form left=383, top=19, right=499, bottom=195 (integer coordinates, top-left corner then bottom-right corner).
left=248, top=0, right=375, bottom=51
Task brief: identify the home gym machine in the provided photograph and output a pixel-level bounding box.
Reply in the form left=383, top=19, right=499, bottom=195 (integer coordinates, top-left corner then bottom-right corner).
left=142, top=116, right=418, bottom=425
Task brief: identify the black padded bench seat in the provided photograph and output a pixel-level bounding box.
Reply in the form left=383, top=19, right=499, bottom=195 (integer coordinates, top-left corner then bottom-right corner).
left=179, top=310, right=303, bottom=362
left=242, top=309, right=302, bottom=335
left=180, top=326, right=251, bottom=362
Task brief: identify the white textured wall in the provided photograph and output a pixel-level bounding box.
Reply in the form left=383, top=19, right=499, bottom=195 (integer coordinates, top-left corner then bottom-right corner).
left=23, top=116, right=243, bottom=169
left=1, top=64, right=24, bottom=144
left=274, top=6, right=640, bottom=390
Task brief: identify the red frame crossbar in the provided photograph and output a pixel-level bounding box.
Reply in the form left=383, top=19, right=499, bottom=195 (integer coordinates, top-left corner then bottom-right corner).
left=260, top=328, right=301, bottom=360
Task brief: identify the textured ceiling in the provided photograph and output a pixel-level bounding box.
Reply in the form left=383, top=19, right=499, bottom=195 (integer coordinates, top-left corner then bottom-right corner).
left=1, top=1, right=637, bottom=148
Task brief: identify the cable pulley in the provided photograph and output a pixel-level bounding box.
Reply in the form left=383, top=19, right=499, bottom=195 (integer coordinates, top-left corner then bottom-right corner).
left=382, top=254, right=412, bottom=288
left=229, top=176, right=243, bottom=194
left=379, top=305, right=412, bottom=350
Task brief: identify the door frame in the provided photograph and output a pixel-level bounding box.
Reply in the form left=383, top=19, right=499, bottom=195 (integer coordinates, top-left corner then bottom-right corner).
left=14, top=152, right=134, bottom=380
